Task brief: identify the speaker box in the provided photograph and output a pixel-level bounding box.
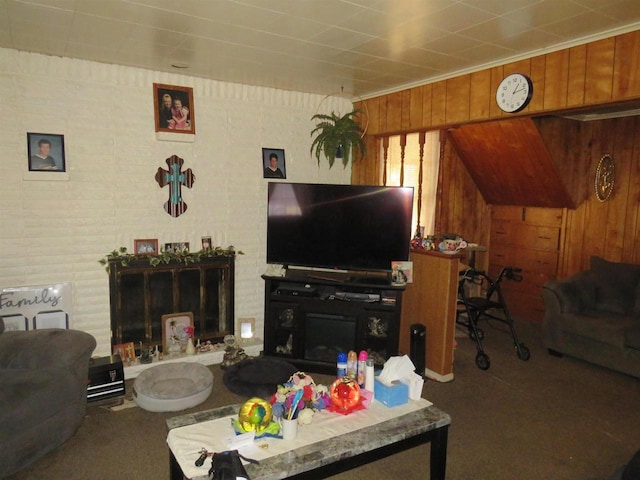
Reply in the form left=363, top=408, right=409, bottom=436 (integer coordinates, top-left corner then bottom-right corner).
left=410, top=323, right=426, bottom=376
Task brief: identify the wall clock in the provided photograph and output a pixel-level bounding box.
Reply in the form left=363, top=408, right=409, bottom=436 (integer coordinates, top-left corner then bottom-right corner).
left=595, top=154, right=615, bottom=202
left=496, top=73, right=533, bottom=113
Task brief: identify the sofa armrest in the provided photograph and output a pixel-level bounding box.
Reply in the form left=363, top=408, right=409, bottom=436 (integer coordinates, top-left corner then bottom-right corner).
left=0, top=329, right=96, bottom=373
left=542, top=271, right=596, bottom=314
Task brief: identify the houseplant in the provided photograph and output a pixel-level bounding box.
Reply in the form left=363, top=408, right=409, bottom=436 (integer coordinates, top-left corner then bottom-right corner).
left=310, top=109, right=366, bottom=168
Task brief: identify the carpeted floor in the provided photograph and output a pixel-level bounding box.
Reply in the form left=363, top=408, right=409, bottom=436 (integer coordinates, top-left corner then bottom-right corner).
left=6, top=318, right=640, bottom=480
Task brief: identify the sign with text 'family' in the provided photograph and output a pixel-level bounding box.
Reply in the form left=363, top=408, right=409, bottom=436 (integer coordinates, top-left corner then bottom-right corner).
left=0, top=283, right=72, bottom=331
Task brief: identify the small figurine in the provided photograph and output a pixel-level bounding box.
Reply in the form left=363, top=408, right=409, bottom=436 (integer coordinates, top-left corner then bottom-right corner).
left=221, top=335, right=248, bottom=369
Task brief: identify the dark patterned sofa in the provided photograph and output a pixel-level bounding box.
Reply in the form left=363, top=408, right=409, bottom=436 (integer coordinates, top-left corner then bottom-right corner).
left=541, top=256, right=640, bottom=378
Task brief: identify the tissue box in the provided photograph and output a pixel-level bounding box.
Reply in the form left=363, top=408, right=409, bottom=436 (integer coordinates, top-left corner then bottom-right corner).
left=374, top=378, right=409, bottom=407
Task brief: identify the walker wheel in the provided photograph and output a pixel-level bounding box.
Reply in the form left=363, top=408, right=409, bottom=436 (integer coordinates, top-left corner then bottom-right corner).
left=475, top=352, right=490, bottom=370
left=516, top=344, right=531, bottom=361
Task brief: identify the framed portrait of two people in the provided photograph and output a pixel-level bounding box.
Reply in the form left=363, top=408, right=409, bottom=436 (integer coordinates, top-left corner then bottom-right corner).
left=153, top=83, right=196, bottom=135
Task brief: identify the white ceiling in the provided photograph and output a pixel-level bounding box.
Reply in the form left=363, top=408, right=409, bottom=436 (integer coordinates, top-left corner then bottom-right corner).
left=2, top=0, right=640, bottom=99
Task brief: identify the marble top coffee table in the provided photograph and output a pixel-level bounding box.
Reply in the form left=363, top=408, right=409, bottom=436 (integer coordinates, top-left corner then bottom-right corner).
left=166, top=399, right=450, bottom=480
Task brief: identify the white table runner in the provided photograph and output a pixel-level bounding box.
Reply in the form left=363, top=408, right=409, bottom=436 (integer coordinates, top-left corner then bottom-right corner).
left=167, top=398, right=432, bottom=479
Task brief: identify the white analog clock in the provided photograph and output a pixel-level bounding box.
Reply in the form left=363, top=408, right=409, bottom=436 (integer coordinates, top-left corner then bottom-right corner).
left=496, top=73, right=533, bottom=113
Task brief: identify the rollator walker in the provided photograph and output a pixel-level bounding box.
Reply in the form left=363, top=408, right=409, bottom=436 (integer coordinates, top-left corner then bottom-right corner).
left=456, top=266, right=531, bottom=370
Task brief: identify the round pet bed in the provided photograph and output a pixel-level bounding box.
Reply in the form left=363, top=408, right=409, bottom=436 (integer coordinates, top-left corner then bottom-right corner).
left=133, top=362, right=213, bottom=412
left=222, top=356, right=298, bottom=398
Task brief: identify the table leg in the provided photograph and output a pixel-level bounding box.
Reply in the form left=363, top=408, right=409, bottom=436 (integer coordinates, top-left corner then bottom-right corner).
left=169, top=450, right=185, bottom=480
left=430, top=425, right=449, bottom=480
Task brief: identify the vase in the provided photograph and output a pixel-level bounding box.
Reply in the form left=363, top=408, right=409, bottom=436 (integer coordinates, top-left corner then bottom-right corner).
left=185, top=337, right=196, bottom=355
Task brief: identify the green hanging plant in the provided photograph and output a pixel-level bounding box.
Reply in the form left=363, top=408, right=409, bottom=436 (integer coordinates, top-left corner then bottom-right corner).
left=310, top=109, right=366, bottom=168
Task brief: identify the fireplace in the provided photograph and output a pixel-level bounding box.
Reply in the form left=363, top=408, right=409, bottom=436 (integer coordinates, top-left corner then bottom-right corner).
left=108, top=256, right=235, bottom=351
left=304, top=313, right=357, bottom=364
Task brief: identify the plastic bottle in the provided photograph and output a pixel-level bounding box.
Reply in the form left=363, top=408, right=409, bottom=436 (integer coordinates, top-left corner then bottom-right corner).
left=346, top=350, right=357, bottom=379
left=337, top=352, right=347, bottom=377
left=357, top=350, right=368, bottom=387
left=364, top=358, right=375, bottom=392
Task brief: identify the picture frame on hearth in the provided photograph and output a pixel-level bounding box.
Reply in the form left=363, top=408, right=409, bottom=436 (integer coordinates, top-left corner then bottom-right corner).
left=112, top=342, right=136, bottom=364
left=153, top=83, right=195, bottom=134
left=134, top=238, right=158, bottom=255
left=262, top=148, right=286, bottom=179
left=161, top=312, right=194, bottom=354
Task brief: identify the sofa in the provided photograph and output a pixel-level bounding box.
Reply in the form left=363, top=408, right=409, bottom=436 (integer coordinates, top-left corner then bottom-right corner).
left=0, top=318, right=96, bottom=478
left=541, top=256, right=640, bottom=378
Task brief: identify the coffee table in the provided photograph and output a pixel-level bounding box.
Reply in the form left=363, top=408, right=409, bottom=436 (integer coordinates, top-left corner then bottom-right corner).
left=166, top=399, right=450, bottom=480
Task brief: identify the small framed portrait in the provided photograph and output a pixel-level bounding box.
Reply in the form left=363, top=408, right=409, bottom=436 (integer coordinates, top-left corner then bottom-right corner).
left=161, top=312, right=194, bottom=353
left=201, top=236, right=212, bottom=251
left=113, top=342, right=136, bottom=364
left=164, top=242, right=189, bottom=254
left=134, top=238, right=158, bottom=255
left=262, top=148, right=286, bottom=179
left=27, top=133, right=66, bottom=172
left=153, top=83, right=195, bottom=134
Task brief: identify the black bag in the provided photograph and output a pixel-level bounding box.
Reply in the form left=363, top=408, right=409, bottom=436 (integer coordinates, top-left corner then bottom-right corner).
left=208, top=450, right=258, bottom=480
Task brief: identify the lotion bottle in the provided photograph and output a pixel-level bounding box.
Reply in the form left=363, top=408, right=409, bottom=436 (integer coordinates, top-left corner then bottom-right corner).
left=357, top=350, right=368, bottom=387
left=346, top=350, right=357, bottom=379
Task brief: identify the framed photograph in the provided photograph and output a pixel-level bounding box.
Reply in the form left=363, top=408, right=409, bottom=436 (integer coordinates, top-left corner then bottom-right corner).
left=134, top=238, right=159, bottom=255
left=1, top=314, right=29, bottom=331
left=153, top=83, right=195, bottom=134
left=262, top=148, right=286, bottom=179
left=201, top=236, right=212, bottom=251
left=113, top=342, right=136, bottom=364
left=164, top=242, right=189, bottom=253
left=161, top=312, right=194, bottom=353
left=27, top=133, right=66, bottom=172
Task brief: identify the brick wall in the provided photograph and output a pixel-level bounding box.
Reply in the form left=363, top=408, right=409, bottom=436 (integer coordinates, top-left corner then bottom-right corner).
left=0, top=48, right=352, bottom=355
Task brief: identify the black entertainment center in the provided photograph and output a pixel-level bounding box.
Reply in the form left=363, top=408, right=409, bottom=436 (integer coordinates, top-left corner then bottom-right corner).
left=262, top=182, right=414, bottom=373
left=262, top=269, right=405, bottom=373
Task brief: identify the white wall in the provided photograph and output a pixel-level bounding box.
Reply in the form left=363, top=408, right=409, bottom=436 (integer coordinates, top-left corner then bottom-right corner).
left=0, top=48, right=352, bottom=356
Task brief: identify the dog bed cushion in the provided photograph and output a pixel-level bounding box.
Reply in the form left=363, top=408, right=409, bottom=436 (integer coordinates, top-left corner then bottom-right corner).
left=133, top=362, right=213, bottom=412
left=222, top=356, right=298, bottom=398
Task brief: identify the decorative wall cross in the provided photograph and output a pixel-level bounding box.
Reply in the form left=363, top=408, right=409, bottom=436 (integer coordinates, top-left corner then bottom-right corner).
left=155, top=155, right=195, bottom=217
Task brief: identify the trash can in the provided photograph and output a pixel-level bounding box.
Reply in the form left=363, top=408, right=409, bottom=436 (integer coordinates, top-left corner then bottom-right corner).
left=410, top=323, right=426, bottom=376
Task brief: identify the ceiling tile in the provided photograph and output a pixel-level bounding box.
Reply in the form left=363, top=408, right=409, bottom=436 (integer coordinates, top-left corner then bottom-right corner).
left=0, top=0, right=638, bottom=98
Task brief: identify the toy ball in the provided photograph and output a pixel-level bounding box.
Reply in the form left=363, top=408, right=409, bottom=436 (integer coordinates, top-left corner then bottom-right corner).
left=238, top=397, right=273, bottom=432
left=330, top=377, right=361, bottom=411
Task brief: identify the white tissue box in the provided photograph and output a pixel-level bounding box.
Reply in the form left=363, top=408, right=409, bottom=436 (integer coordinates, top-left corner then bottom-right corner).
left=374, top=378, right=409, bottom=407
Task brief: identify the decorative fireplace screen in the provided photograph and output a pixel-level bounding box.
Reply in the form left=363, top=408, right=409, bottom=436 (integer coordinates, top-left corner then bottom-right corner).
left=108, top=256, right=234, bottom=350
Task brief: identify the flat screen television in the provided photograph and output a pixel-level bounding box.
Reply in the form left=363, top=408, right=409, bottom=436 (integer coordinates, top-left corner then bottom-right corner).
left=267, top=182, right=414, bottom=273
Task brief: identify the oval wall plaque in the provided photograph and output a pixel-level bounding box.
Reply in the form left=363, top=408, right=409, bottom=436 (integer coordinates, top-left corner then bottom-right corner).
left=594, top=154, right=615, bottom=202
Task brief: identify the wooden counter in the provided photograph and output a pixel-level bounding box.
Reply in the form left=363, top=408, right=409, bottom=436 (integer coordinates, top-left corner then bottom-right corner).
left=400, top=249, right=461, bottom=382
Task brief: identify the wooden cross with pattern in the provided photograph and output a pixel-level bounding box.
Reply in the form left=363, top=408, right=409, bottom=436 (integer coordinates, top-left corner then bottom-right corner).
left=155, top=155, right=195, bottom=217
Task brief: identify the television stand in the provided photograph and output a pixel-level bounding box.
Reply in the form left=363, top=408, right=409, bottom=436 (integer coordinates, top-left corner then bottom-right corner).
left=350, top=273, right=390, bottom=285
left=307, top=273, right=346, bottom=283
left=262, top=270, right=405, bottom=374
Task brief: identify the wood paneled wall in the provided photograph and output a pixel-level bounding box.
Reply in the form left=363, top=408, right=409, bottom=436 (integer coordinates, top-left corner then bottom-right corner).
left=353, top=29, right=640, bottom=277
left=541, top=116, right=640, bottom=274
left=434, top=116, right=640, bottom=277
left=354, top=30, right=640, bottom=138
